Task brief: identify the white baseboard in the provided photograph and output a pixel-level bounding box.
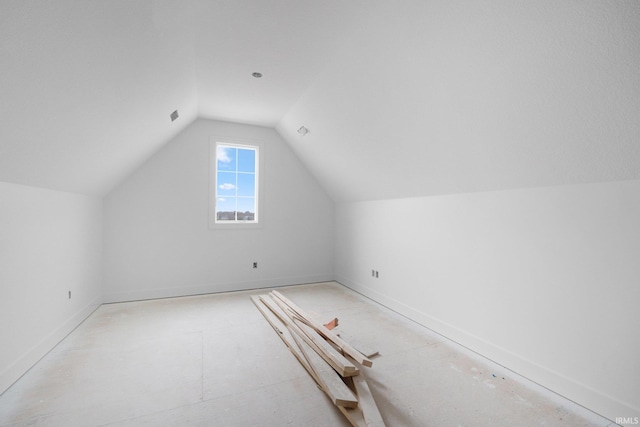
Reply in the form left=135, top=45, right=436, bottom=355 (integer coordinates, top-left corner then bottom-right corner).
left=336, top=275, right=637, bottom=425
left=0, top=296, right=101, bottom=396
left=102, top=274, right=334, bottom=303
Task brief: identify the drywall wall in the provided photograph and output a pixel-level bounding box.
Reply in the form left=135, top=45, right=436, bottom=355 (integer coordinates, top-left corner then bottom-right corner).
left=103, top=119, right=334, bottom=302
left=0, top=182, right=102, bottom=394
left=335, top=179, right=640, bottom=422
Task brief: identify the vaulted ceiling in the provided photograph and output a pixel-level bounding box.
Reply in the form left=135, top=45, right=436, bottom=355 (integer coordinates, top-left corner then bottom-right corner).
left=0, top=0, right=367, bottom=195
left=2, top=1, right=639, bottom=200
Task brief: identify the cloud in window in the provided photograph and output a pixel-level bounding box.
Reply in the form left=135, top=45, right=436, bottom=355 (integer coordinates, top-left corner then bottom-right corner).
left=219, top=183, right=236, bottom=190
left=217, top=146, right=232, bottom=163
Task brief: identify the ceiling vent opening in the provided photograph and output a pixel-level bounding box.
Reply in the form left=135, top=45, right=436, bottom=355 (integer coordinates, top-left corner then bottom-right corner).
left=170, top=110, right=179, bottom=122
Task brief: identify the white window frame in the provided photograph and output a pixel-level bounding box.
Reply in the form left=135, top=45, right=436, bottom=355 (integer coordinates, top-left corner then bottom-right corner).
left=209, top=138, right=263, bottom=229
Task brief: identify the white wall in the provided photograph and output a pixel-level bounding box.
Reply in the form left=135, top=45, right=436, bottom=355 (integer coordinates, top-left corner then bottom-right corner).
left=335, top=179, right=640, bottom=421
left=0, top=182, right=102, bottom=394
left=103, top=118, right=334, bottom=302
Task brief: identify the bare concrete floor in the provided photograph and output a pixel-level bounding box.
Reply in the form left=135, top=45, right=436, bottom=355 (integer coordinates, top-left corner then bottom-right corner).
left=0, top=282, right=615, bottom=426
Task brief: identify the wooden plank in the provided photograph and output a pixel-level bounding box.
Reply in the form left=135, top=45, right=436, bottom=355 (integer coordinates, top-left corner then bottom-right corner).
left=249, top=295, right=318, bottom=385
left=337, top=330, right=379, bottom=359
left=252, top=294, right=380, bottom=426
left=352, top=373, right=386, bottom=426
left=271, top=290, right=373, bottom=367
left=263, top=294, right=357, bottom=377
left=292, top=313, right=378, bottom=359
left=339, top=405, right=367, bottom=427
left=292, top=317, right=358, bottom=376
left=267, top=295, right=359, bottom=377
left=259, top=295, right=353, bottom=379
left=289, top=324, right=359, bottom=409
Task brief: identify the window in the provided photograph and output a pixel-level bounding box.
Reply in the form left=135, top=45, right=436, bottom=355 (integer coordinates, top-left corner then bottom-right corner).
left=211, top=141, right=260, bottom=226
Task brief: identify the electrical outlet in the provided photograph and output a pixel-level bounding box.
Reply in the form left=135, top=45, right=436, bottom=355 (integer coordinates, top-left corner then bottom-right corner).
left=253, top=262, right=258, bottom=269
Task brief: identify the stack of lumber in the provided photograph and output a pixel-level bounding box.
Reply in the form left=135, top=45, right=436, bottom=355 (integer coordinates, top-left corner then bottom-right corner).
left=251, top=290, right=385, bottom=427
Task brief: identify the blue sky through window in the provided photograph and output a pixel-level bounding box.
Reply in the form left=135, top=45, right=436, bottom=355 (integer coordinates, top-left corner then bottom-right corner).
left=237, top=148, right=255, bottom=172
left=237, top=173, right=255, bottom=197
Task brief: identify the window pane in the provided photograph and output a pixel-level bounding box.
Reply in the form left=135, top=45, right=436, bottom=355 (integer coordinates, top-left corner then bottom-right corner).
left=217, top=171, right=237, bottom=196
left=217, top=146, right=236, bottom=171
left=216, top=197, right=236, bottom=221
left=236, top=172, right=255, bottom=197
left=237, top=148, right=255, bottom=173
left=237, top=198, right=255, bottom=220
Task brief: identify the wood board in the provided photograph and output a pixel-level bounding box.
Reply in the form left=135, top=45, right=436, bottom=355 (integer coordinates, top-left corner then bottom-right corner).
left=251, top=291, right=385, bottom=426
left=271, top=290, right=373, bottom=367
left=260, top=295, right=358, bottom=377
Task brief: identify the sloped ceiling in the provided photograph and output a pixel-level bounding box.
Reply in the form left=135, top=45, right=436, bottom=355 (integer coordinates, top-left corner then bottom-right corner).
left=278, top=0, right=640, bottom=201
left=0, top=0, right=366, bottom=196
left=0, top=1, right=197, bottom=195
left=1, top=0, right=639, bottom=200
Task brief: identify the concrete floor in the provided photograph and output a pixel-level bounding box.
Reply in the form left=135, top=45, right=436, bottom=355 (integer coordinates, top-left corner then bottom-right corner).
left=0, top=282, right=615, bottom=426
